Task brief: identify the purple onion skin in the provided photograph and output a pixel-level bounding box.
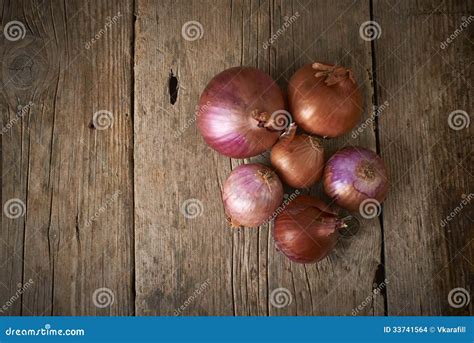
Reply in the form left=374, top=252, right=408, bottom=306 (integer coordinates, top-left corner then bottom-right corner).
left=323, top=147, right=389, bottom=211
left=198, top=67, right=285, bottom=158
left=223, top=163, right=283, bottom=228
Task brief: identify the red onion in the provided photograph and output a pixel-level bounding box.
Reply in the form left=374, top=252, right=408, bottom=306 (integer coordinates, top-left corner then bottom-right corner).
left=273, top=195, right=345, bottom=263
left=323, top=147, right=389, bottom=212
left=198, top=67, right=287, bottom=158
left=223, top=163, right=283, bottom=228
left=288, top=62, right=362, bottom=137
left=270, top=124, right=325, bottom=188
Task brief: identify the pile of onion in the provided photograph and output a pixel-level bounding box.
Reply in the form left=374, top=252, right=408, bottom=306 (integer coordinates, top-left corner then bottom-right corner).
left=198, top=67, right=286, bottom=158
left=197, top=63, right=390, bottom=265
left=271, top=124, right=324, bottom=188
left=222, top=163, right=283, bottom=228
left=288, top=62, right=362, bottom=137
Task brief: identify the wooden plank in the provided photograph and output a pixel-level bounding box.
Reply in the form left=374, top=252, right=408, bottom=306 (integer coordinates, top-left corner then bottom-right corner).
left=261, top=0, right=384, bottom=316
left=0, top=0, right=134, bottom=315
left=373, top=0, right=473, bottom=315
left=229, top=0, right=384, bottom=316
left=228, top=0, right=273, bottom=317
left=134, top=0, right=237, bottom=315
left=134, top=0, right=384, bottom=315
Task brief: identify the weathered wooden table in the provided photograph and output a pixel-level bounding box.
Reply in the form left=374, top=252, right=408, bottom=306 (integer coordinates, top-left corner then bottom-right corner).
left=0, top=0, right=472, bottom=316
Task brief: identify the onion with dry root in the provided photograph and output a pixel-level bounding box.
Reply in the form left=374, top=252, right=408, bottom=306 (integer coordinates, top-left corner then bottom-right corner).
left=223, top=163, right=284, bottom=228
left=273, top=195, right=347, bottom=264
left=288, top=62, right=363, bottom=137
left=198, top=67, right=286, bottom=158
left=271, top=124, right=324, bottom=189
left=323, top=147, right=389, bottom=211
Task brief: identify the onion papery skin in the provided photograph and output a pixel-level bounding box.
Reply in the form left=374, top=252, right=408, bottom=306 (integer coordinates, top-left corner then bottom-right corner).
left=323, top=147, right=389, bottom=211
left=273, top=195, right=343, bottom=264
left=288, top=62, right=362, bottom=137
left=271, top=125, right=324, bottom=188
left=198, top=67, right=286, bottom=158
left=223, top=163, right=284, bottom=228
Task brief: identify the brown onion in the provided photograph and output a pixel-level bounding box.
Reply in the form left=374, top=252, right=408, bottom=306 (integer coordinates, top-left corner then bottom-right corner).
left=288, top=62, right=363, bottom=137
left=270, top=124, right=324, bottom=188
left=223, top=163, right=283, bottom=228
left=273, top=195, right=346, bottom=264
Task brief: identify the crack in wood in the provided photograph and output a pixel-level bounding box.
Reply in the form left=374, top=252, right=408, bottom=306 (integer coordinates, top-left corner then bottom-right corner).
left=168, top=69, right=179, bottom=105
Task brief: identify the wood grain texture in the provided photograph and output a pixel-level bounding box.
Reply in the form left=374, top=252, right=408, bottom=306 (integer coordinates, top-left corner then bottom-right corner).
left=0, top=0, right=134, bottom=315
left=133, top=0, right=236, bottom=315
left=134, top=0, right=385, bottom=316
left=0, top=0, right=471, bottom=316
left=268, top=1, right=384, bottom=315
left=373, top=0, right=473, bottom=315
left=233, top=0, right=386, bottom=316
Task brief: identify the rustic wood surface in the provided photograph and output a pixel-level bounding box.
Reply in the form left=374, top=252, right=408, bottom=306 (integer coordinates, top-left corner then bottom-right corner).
left=0, top=0, right=472, bottom=316
left=374, top=0, right=473, bottom=315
